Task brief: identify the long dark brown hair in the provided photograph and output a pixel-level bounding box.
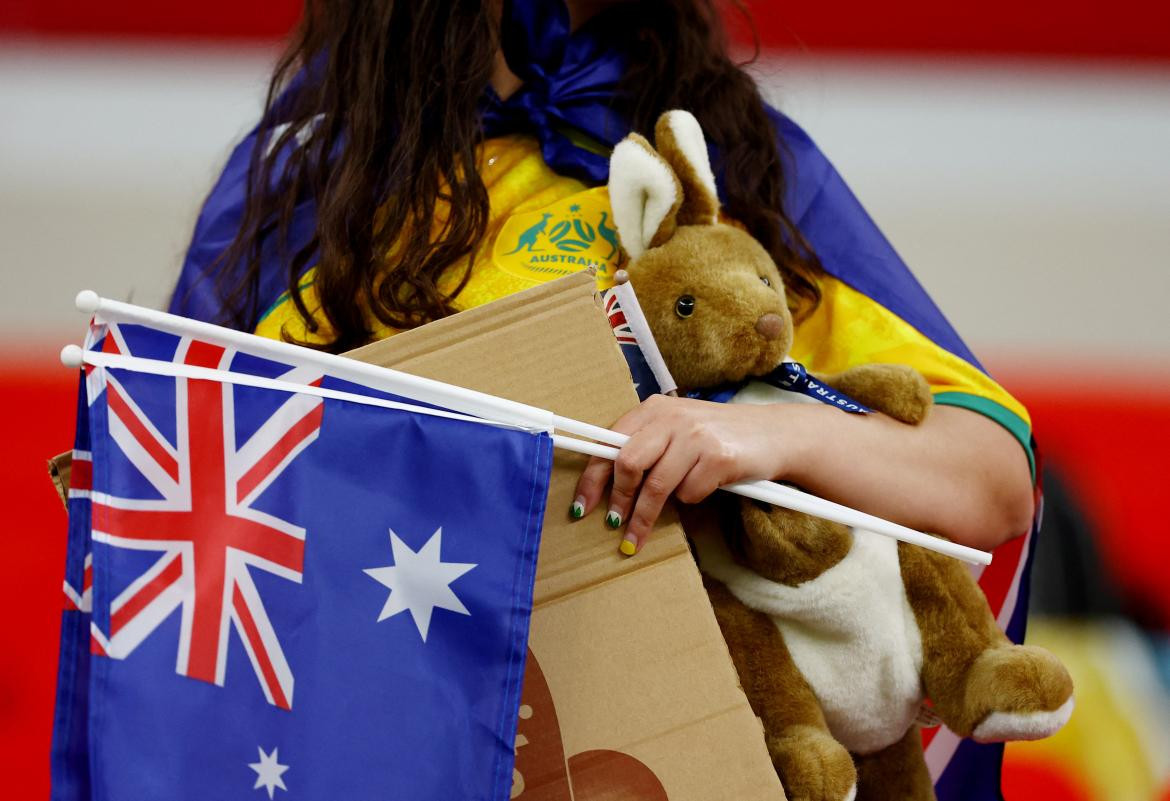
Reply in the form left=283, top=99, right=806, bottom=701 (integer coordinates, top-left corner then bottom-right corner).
left=201, top=0, right=822, bottom=352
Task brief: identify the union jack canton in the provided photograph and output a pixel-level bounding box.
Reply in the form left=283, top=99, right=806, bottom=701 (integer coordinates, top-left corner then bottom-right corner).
left=85, top=322, right=323, bottom=709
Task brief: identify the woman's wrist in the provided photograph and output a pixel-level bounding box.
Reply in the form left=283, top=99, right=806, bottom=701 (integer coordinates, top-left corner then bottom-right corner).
left=753, top=401, right=842, bottom=486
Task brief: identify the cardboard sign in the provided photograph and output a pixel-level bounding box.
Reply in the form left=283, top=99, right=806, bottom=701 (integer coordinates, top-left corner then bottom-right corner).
left=347, top=272, right=784, bottom=800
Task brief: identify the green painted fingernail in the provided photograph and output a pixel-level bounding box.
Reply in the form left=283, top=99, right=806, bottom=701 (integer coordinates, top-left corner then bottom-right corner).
left=606, top=509, right=622, bottom=529
left=569, top=498, right=585, bottom=519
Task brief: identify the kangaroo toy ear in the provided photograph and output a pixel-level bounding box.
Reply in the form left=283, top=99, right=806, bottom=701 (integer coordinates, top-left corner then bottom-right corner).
left=608, top=133, right=682, bottom=259
left=654, top=110, right=719, bottom=226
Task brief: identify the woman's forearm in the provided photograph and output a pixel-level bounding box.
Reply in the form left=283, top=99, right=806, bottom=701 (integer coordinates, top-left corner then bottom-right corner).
left=572, top=394, right=1034, bottom=554
left=778, top=403, right=1034, bottom=551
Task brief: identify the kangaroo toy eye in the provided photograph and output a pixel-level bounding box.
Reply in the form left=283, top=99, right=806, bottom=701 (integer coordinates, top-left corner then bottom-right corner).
left=675, top=295, right=696, bottom=318
left=760, top=276, right=771, bottom=287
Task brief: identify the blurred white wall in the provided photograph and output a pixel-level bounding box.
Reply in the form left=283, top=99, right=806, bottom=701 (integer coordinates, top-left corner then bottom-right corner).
left=0, top=42, right=274, bottom=353
left=2, top=41, right=1168, bottom=362
left=760, top=55, right=1170, bottom=364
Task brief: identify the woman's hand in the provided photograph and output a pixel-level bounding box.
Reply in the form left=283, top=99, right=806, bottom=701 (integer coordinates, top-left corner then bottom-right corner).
left=571, top=395, right=816, bottom=555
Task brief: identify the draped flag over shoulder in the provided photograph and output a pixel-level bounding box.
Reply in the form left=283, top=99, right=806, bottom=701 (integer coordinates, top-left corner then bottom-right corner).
left=51, top=318, right=553, bottom=801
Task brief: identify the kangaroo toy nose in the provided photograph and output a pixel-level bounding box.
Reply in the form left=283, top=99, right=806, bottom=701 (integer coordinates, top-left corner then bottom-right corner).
left=755, top=313, right=784, bottom=341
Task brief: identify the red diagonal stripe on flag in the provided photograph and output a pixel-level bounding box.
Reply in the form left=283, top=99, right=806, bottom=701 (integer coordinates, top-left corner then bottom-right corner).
left=106, top=382, right=180, bottom=483
left=111, top=555, right=184, bottom=636
left=975, top=534, right=1026, bottom=622
left=232, top=585, right=290, bottom=710
left=922, top=722, right=940, bottom=749
left=88, top=331, right=317, bottom=708
left=237, top=402, right=324, bottom=504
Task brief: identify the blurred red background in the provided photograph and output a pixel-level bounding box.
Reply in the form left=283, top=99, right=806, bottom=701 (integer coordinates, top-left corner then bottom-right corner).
left=2, top=0, right=1169, bottom=60
left=4, top=1, right=1168, bottom=798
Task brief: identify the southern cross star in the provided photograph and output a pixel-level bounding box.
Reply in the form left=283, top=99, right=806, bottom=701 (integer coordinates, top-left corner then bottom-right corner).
left=364, top=528, right=477, bottom=642
left=249, top=746, right=289, bottom=799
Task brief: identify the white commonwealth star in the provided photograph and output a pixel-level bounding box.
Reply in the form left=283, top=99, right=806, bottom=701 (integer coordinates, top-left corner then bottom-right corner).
left=364, top=527, right=477, bottom=641
left=248, top=746, right=289, bottom=799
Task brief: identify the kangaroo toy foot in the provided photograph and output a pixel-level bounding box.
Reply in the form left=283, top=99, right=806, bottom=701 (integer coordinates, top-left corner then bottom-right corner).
left=769, top=724, right=857, bottom=801
left=960, top=645, right=1075, bottom=742
left=973, top=696, right=1074, bottom=743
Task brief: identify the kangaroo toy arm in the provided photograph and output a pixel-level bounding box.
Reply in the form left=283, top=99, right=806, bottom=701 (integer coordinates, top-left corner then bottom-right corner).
left=898, top=544, right=1074, bottom=741
left=815, top=364, right=933, bottom=426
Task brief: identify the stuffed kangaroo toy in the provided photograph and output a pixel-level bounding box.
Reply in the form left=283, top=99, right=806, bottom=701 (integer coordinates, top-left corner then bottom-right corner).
left=606, top=110, right=1074, bottom=801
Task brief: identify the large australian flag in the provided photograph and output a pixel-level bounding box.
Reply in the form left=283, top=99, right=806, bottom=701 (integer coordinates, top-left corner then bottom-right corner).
left=51, top=320, right=553, bottom=801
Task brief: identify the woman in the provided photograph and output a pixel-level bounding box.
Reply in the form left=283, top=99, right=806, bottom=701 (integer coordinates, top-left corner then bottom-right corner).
left=170, top=2, right=1037, bottom=796
left=173, top=0, right=1033, bottom=556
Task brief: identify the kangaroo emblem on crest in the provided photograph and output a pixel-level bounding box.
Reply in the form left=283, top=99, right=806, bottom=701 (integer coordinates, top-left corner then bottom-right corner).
left=504, top=213, right=553, bottom=255
left=597, top=211, right=619, bottom=260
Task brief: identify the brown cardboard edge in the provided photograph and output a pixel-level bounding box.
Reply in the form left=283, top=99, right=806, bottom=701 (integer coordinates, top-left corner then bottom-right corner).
left=49, top=451, right=72, bottom=510
left=345, top=271, right=597, bottom=366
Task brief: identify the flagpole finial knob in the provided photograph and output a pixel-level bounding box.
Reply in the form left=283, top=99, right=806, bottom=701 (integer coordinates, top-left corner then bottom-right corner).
left=60, top=344, right=84, bottom=369
left=75, top=290, right=100, bottom=315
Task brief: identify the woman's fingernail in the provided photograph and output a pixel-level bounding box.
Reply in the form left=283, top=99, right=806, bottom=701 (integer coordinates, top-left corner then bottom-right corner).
left=606, top=509, right=622, bottom=529
left=569, top=497, right=585, bottom=520
left=619, top=534, right=638, bottom=556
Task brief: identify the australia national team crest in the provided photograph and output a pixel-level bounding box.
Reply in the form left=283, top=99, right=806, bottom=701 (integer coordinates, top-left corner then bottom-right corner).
left=492, top=187, right=622, bottom=288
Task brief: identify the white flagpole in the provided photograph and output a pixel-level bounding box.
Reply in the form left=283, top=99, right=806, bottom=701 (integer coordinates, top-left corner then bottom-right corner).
left=73, top=291, right=559, bottom=433
left=66, top=347, right=545, bottom=432
left=66, top=291, right=991, bottom=566
left=72, top=291, right=631, bottom=448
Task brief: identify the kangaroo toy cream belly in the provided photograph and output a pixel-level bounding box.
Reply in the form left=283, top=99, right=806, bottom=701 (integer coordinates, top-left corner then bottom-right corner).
left=691, top=525, right=924, bottom=755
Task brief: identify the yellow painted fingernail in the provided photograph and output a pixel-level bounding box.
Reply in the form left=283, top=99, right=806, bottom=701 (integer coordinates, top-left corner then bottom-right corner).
left=619, top=536, right=637, bottom=556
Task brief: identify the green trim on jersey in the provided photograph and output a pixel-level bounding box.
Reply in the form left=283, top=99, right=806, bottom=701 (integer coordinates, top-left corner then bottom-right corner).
left=934, top=391, right=1036, bottom=481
